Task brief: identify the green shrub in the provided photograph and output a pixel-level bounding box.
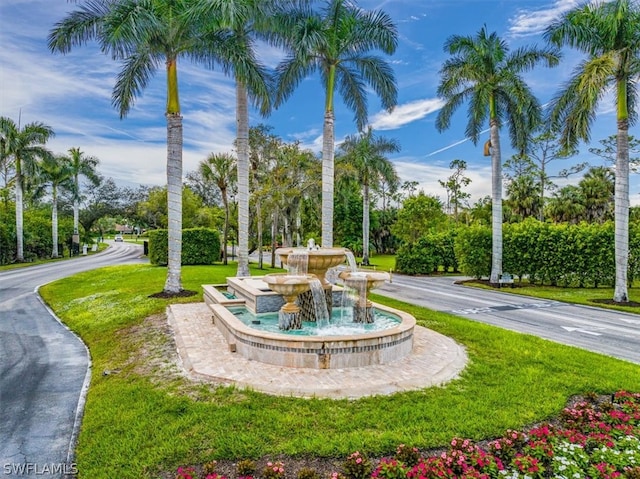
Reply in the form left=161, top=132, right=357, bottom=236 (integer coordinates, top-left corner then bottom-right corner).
left=148, top=228, right=221, bottom=265
left=395, top=230, right=457, bottom=275
left=454, top=225, right=492, bottom=279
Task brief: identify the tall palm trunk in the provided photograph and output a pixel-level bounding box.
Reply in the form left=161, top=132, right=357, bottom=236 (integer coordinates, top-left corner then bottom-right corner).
left=222, top=187, right=229, bottom=265
left=15, top=171, right=24, bottom=262
left=257, top=200, right=263, bottom=269
left=73, top=172, right=80, bottom=234
left=489, top=118, right=503, bottom=284
left=613, top=81, right=629, bottom=302
left=362, top=181, right=370, bottom=266
left=321, top=109, right=335, bottom=248
left=236, top=81, right=250, bottom=277
left=73, top=199, right=80, bottom=234
left=164, top=112, right=183, bottom=293
left=51, top=187, right=59, bottom=258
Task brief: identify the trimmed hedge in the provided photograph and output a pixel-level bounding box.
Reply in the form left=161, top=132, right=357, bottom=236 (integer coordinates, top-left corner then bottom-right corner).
left=148, top=227, right=221, bottom=266
left=396, top=230, right=458, bottom=275
left=397, top=219, right=640, bottom=286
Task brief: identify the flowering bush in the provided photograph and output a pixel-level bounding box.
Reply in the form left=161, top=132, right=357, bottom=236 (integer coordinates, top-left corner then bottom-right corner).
left=175, top=390, right=639, bottom=479
left=176, top=466, right=197, bottom=479
left=343, top=451, right=373, bottom=479
left=372, top=458, right=409, bottom=479
left=262, top=461, right=285, bottom=479
left=394, top=444, right=421, bottom=468
left=237, top=459, right=256, bottom=479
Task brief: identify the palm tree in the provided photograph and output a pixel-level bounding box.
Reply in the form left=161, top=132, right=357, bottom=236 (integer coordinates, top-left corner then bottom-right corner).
left=199, top=152, right=236, bottom=265
left=0, top=116, right=54, bottom=262
left=579, top=166, right=615, bottom=223
left=545, top=0, right=640, bottom=303
left=506, top=175, right=542, bottom=220
left=67, top=147, right=100, bottom=239
left=436, top=26, right=559, bottom=284
left=188, top=0, right=280, bottom=277
left=337, top=127, right=399, bottom=265
left=546, top=185, right=587, bottom=223
left=34, top=154, right=74, bottom=258
left=49, top=0, right=244, bottom=294
left=273, top=0, right=398, bottom=248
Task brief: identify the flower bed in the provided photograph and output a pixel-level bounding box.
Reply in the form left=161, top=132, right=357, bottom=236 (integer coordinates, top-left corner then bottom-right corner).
left=176, top=391, right=640, bottom=479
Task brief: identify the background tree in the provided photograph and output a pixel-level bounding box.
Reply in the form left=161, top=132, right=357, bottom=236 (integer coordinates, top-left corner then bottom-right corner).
left=392, top=192, right=446, bottom=244
left=590, top=135, right=640, bottom=173
left=525, top=129, right=583, bottom=220
left=0, top=116, right=53, bottom=262
left=249, top=125, right=282, bottom=269
left=33, top=154, right=73, bottom=258
left=337, top=127, right=400, bottom=265
left=67, top=147, right=100, bottom=236
left=546, top=185, right=587, bottom=224
left=274, top=0, right=398, bottom=248
left=579, top=166, right=615, bottom=223
left=436, top=26, right=559, bottom=283
left=199, top=152, right=236, bottom=264
left=545, top=0, right=640, bottom=302
left=439, top=159, right=471, bottom=224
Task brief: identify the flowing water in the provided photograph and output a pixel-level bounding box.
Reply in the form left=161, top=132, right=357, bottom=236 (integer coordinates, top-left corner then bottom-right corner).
left=286, top=251, right=309, bottom=275
left=308, top=278, right=330, bottom=328
left=344, top=251, right=358, bottom=272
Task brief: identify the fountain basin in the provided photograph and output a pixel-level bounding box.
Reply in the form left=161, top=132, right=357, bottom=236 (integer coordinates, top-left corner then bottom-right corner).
left=339, top=270, right=390, bottom=290
left=276, top=246, right=348, bottom=287
left=209, top=301, right=416, bottom=369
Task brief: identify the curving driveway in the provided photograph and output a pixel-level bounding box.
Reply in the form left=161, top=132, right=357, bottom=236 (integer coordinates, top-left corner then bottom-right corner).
left=0, top=242, right=145, bottom=478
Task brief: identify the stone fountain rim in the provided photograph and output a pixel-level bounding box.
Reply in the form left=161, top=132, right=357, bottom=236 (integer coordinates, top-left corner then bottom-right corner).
left=262, top=272, right=319, bottom=284
left=275, top=246, right=349, bottom=257
left=211, top=300, right=415, bottom=343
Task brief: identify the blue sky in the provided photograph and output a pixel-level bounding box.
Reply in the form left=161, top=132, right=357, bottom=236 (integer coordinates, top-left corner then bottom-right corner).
left=1, top=0, right=638, bottom=206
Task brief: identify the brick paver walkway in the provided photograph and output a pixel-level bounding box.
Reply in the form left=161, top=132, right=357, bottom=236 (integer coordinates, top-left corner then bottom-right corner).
left=168, top=303, right=468, bottom=399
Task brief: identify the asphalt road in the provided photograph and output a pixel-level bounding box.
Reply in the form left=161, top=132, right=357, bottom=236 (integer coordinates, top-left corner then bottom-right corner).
left=0, top=241, right=145, bottom=478
left=377, top=274, right=640, bottom=365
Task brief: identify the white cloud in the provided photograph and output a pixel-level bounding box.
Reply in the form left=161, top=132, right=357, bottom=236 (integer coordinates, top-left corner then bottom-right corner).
left=508, top=0, right=580, bottom=38
left=370, top=98, right=445, bottom=130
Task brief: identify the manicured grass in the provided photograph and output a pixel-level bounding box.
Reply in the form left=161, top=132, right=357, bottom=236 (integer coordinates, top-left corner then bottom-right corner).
left=39, top=264, right=640, bottom=479
left=468, top=280, right=640, bottom=314
left=359, top=254, right=396, bottom=271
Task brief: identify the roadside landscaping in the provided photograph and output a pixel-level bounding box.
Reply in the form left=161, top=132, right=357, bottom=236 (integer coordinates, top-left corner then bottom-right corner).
left=39, top=264, right=640, bottom=479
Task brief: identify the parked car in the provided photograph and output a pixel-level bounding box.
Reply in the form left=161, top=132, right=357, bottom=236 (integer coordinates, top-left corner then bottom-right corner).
left=114, top=234, right=124, bottom=242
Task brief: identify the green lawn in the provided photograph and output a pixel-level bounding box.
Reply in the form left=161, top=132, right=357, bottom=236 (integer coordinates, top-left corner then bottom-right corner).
left=38, top=263, right=640, bottom=479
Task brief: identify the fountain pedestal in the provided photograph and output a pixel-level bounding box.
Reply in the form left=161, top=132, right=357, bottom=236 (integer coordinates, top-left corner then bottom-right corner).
left=262, top=273, right=315, bottom=330
left=276, top=247, right=347, bottom=321
left=339, top=271, right=390, bottom=324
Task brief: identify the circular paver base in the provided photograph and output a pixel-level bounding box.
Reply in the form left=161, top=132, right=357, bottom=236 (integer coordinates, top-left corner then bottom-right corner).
left=167, top=303, right=468, bottom=399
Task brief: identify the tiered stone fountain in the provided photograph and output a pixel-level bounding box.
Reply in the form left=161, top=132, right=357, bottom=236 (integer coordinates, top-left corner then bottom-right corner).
left=204, top=242, right=416, bottom=369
